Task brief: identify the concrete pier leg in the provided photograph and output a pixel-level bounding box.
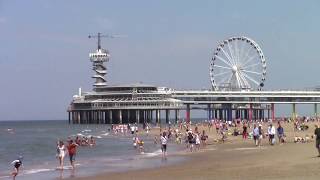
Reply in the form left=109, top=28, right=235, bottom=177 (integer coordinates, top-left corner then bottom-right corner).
left=186, top=104, right=191, bottom=123
left=68, top=112, right=71, bottom=124
left=175, top=110, right=178, bottom=124
left=156, top=110, right=160, bottom=125
left=119, top=110, right=123, bottom=124
left=136, top=110, right=139, bottom=124
left=249, top=104, right=253, bottom=122
left=271, top=103, right=275, bottom=122
left=227, top=104, right=232, bottom=122
left=315, top=104, right=318, bottom=117
left=165, top=109, right=169, bottom=124
left=208, top=104, right=211, bottom=121
left=150, top=110, right=153, bottom=123
left=292, top=104, right=296, bottom=121
left=109, top=110, right=113, bottom=124
left=216, top=110, right=219, bottom=119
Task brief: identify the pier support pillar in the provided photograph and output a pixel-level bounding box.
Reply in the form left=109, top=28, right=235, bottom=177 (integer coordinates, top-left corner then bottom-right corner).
left=165, top=109, right=170, bottom=124
left=186, top=104, right=191, bottom=124
left=109, top=110, right=113, bottom=124
left=271, top=103, right=275, bottom=122
left=175, top=110, right=178, bottom=124
left=68, top=112, right=71, bottom=124
left=227, top=104, right=232, bottom=122
left=155, top=110, right=160, bottom=124
left=249, top=104, right=253, bottom=122
left=292, top=103, right=297, bottom=121
left=315, top=104, right=318, bottom=117
left=136, top=110, right=140, bottom=124
left=208, top=104, right=211, bottom=121
left=119, top=110, right=122, bottom=124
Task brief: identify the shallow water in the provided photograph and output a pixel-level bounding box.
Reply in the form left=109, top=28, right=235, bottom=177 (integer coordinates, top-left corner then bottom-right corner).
left=0, top=120, right=185, bottom=179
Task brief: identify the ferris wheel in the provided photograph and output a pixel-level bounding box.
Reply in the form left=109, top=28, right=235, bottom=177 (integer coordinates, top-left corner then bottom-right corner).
left=210, top=36, right=266, bottom=91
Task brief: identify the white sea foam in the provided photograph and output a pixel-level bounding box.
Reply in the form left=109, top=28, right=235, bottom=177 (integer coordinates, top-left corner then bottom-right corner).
left=143, top=149, right=162, bottom=157
left=0, top=175, right=10, bottom=179
left=101, top=133, right=109, bottom=136
left=24, top=168, right=54, bottom=174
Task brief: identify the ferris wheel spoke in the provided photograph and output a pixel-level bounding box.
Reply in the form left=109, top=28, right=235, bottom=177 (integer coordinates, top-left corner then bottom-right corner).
left=215, top=55, right=233, bottom=67
left=214, top=64, right=232, bottom=70
left=214, top=71, right=231, bottom=77
left=226, top=73, right=234, bottom=85
left=242, top=54, right=258, bottom=68
left=234, top=40, right=240, bottom=65
left=235, top=72, right=243, bottom=88
left=238, top=41, right=246, bottom=64
left=241, top=45, right=253, bottom=64
left=241, top=72, right=260, bottom=86
left=216, top=73, right=232, bottom=86
left=227, top=42, right=237, bottom=65
left=241, top=69, right=262, bottom=75
left=220, top=48, right=234, bottom=66
left=238, top=71, right=251, bottom=88
left=242, top=62, right=260, bottom=69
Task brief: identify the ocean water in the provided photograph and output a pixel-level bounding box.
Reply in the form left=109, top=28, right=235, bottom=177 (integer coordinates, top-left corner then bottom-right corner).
left=0, top=120, right=185, bottom=179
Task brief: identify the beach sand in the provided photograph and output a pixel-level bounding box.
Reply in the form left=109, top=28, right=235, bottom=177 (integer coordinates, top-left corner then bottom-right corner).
left=74, top=122, right=320, bottom=180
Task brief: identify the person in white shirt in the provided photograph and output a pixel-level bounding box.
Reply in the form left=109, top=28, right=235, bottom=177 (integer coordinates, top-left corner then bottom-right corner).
left=160, top=132, right=168, bottom=158
left=267, top=124, right=276, bottom=145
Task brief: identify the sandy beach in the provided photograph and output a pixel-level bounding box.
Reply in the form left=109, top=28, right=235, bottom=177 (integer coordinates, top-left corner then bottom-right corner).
left=72, top=121, right=320, bottom=180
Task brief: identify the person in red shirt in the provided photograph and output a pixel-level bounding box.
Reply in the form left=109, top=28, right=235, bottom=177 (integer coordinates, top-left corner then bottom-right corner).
left=67, top=140, right=78, bottom=169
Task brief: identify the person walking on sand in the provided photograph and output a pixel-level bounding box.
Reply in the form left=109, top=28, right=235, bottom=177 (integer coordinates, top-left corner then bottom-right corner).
left=242, top=122, right=248, bottom=139
left=252, top=124, right=259, bottom=146
left=268, top=123, right=276, bottom=145
left=314, top=124, right=320, bottom=157
left=57, top=141, right=66, bottom=170
left=11, top=156, right=23, bottom=180
left=161, top=132, right=168, bottom=158
left=67, top=140, right=78, bottom=169
left=277, top=122, right=285, bottom=144
left=258, top=124, right=264, bottom=147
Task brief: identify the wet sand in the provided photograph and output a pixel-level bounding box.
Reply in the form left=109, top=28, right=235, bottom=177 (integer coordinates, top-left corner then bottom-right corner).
left=74, top=122, right=320, bottom=180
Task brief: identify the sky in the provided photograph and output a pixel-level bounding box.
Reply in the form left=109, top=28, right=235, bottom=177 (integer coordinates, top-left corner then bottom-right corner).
left=0, top=0, right=320, bottom=120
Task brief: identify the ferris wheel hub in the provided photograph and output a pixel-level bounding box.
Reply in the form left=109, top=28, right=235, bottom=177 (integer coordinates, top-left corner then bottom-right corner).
left=232, top=65, right=238, bottom=72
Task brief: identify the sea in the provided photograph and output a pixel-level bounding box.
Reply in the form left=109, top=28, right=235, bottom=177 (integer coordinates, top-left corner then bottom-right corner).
left=0, top=120, right=188, bottom=180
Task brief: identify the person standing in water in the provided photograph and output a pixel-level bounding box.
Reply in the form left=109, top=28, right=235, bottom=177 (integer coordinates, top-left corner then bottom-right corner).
left=57, top=141, right=66, bottom=170
left=11, top=156, right=23, bottom=180
left=160, top=132, right=168, bottom=159
left=67, top=140, right=78, bottom=169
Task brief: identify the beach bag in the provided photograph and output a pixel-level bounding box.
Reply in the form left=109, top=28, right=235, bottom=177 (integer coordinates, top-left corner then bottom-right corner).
left=271, top=138, right=276, bottom=145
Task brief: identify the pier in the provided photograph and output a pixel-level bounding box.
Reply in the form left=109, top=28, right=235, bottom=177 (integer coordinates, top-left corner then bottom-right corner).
left=67, top=35, right=320, bottom=124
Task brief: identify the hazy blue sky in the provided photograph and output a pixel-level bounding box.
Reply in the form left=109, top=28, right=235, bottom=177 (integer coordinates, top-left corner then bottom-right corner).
left=1, top=0, right=320, bottom=120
